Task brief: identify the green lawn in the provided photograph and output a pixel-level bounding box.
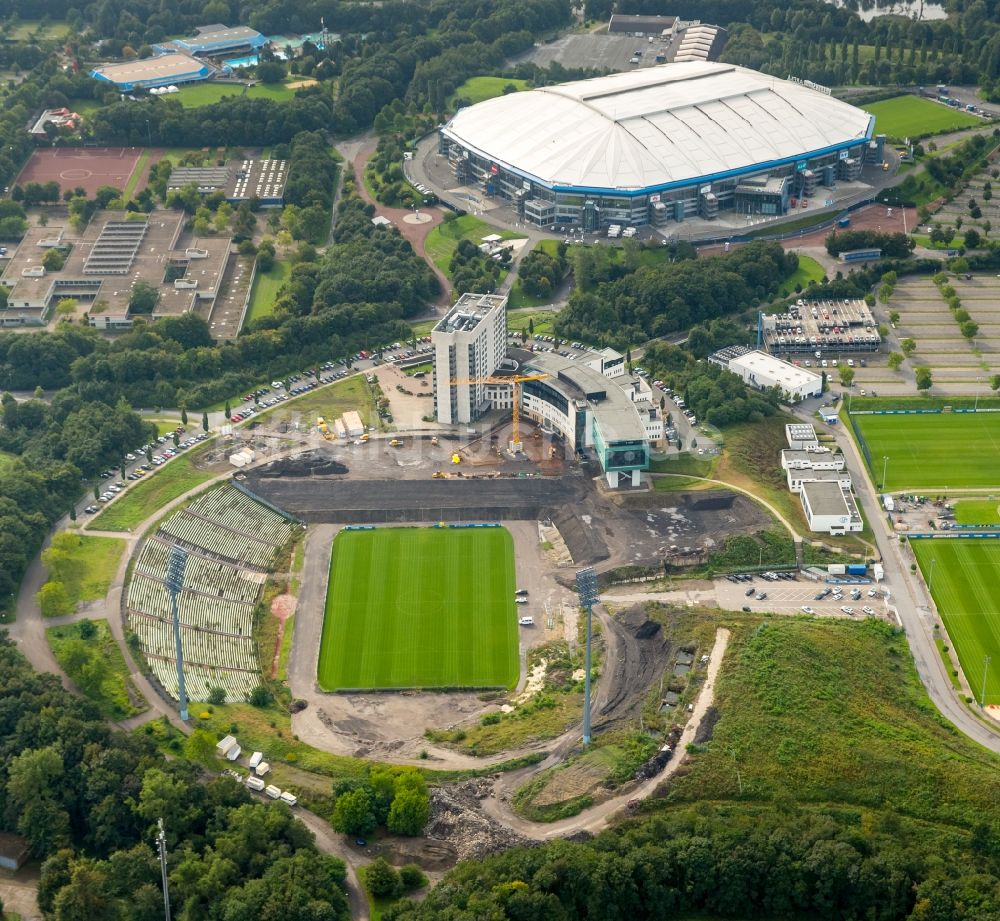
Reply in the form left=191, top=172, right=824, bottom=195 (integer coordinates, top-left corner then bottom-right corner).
left=256, top=375, right=374, bottom=429
left=851, top=412, right=1000, bottom=490
left=865, top=95, right=981, bottom=141
left=47, top=619, right=145, bottom=720
left=777, top=254, right=825, bottom=297
left=319, top=527, right=519, bottom=690
left=123, top=149, right=150, bottom=200
left=174, top=81, right=298, bottom=109
left=88, top=444, right=218, bottom=532
left=245, top=259, right=290, bottom=325
left=6, top=19, right=71, bottom=40
left=424, top=214, right=524, bottom=275
left=48, top=534, right=125, bottom=606
left=507, top=308, right=558, bottom=337
left=954, top=498, right=1000, bottom=524
left=913, top=540, right=1000, bottom=704
left=450, top=76, right=530, bottom=106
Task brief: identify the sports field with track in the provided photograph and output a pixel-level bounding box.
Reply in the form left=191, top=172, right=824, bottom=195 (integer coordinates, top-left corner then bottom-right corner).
left=913, top=539, right=1000, bottom=705
left=318, top=526, right=519, bottom=691
left=851, top=412, right=1000, bottom=490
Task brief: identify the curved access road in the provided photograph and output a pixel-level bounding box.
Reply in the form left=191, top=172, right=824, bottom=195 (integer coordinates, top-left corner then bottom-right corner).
left=481, top=627, right=730, bottom=840
left=798, top=405, right=1000, bottom=754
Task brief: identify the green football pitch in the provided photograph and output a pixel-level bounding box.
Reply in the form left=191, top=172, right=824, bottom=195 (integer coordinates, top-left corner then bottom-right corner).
left=913, top=540, right=1000, bottom=705
left=851, top=413, right=1000, bottom=491
left=318, top=526, right=519, bottom=691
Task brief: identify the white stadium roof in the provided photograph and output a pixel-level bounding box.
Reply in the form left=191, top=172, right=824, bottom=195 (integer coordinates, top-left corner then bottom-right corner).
left=442, top=62, right=874, bottom=194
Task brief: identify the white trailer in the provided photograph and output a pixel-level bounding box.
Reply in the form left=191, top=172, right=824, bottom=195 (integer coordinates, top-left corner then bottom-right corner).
left=264, top=784, right=281, bottom=799
left=248, top=751, right=264, bottom=770
left=279, top=791, right=298, bottom=807
left=246, top=776, right=265, bottom=792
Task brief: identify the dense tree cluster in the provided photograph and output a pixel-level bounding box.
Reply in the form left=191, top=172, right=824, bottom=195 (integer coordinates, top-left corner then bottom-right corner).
left=824, top=230, right=915, bottom=259
left=86, top=90, right=335, bottom=149
left=282, top=131, right=339, bottom=244
left=0, top=636, right=349, bottom=920
left=518, top=244, right=568, bottom=300
left=386, top=806, right=1000, bottom=921
left=643, top=339, right=781, bottom=425
left=331, top=766, right=431, bottom=838
left=556, top=242, right=796, bottom=347
left=448, top=236, right=509, bottom=295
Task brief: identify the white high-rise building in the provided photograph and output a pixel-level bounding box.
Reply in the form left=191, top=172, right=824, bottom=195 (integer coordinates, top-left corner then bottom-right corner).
left=433, top=293, right=507, bottom=424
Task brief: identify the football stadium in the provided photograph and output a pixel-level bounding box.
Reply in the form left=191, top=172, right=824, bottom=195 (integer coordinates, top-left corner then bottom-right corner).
left=438, top=61, right=878, bottom=230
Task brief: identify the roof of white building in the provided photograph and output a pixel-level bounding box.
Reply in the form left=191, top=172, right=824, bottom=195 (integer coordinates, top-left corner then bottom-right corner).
left=730, top=350, right=822, bottom=391
left=442, top=62, right=873, bottom=193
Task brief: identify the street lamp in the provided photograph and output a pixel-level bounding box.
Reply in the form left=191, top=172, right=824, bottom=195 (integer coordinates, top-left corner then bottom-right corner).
left=575, top=567, right=600, bottom=747
left=929, top=557, right=936, bottom=593
left=881, top=455, right=889, bottom=491
left=982, top=655, right=992, bottom=709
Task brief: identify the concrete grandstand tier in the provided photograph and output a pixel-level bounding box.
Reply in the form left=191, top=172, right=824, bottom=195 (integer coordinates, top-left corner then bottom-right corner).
left=439, top=61, right=875, bottom=229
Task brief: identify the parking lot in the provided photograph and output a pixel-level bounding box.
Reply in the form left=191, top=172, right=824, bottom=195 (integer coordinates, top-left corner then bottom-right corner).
left=714, top=574, right=887, bottom=618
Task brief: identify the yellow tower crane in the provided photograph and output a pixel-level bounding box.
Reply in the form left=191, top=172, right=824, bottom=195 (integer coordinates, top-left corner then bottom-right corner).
left=448, top=374, right=549, bottom=454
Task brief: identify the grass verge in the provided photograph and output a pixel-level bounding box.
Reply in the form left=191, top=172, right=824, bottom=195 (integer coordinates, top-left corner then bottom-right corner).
left=47, top=619, right=145, bottom=720
left=88, top=442, right=220, bottom=532
left=245, top=259, right=290, bottom=324
left=46, top=533, right=126, bottom=606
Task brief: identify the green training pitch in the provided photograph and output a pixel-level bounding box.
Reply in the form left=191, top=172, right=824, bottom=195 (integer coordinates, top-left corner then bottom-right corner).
left=913, top=539, right=1000, bottom=705
left=865, top=95, right=980, bottom=140
left=851, top=412, right=1000, bottom=491
left=318, top=527, right=519, bottom=691
left=954, top=498, right=1000, bottom=525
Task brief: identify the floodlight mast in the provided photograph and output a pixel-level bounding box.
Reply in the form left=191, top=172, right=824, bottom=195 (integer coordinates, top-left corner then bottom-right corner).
left=575, top=567, right=600, bottom=746
left=165, top=546, right=190, bottom=722
left=157, top=818, right=171, bottom=921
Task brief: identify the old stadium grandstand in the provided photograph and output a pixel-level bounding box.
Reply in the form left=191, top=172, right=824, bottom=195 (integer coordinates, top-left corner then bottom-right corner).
left=124, top=484, right=297, bottom=702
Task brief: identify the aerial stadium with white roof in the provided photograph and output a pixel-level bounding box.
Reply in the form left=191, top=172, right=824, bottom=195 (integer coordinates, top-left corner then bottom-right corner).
left=437, top=61, right=878, bottom=230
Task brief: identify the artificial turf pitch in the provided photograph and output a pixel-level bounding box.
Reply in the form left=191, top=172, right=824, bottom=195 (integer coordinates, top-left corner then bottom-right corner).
left=851, top=412, right=1000, bottom=491
left=913, top=539, right=1000, bottom=705
left=318, top=527, right=519, bottom=691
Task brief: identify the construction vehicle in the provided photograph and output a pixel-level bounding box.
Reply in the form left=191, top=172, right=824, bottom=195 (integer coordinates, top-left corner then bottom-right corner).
left=360, top=433, right=369, bottom=442
left=447, top=374, right=550, bottom=453
left=451, top=453, right=462, bottom=464
left=389, top=439, right=402, bottom=447
left=432, top=471, right=448, bottom=479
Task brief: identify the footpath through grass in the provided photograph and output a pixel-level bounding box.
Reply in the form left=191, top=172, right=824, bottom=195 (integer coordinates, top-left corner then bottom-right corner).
left=319, top=527, right=519, bottom=690
left=851, top=411, right=1000, bottom=490
left=88, top=444, right=219, bottom=532
left=913, top=539, right=1000, bottom=705
left=670, top=616, right=1000, bottom=826
left=865, top=94, right=981, bottom=140
left=47, top=619, right=145, bottom=720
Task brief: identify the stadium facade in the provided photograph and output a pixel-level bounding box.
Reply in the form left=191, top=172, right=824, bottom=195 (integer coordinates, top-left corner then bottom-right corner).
left=438, top=62, right=878, bottom=230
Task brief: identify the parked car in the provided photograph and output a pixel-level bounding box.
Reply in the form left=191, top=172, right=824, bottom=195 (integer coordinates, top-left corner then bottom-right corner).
left=745, top=586, right=756, bottom=597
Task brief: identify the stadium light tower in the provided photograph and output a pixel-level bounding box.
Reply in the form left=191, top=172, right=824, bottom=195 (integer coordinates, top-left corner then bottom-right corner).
left=157, top=818, right=172, bottom=921
left=576, top=567, right=600, bottom=747
left=165, top=546, right=190, bottom=722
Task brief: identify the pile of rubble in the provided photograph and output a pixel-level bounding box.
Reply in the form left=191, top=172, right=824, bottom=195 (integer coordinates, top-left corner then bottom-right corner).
left=425, top=779, right=532, bottom=860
